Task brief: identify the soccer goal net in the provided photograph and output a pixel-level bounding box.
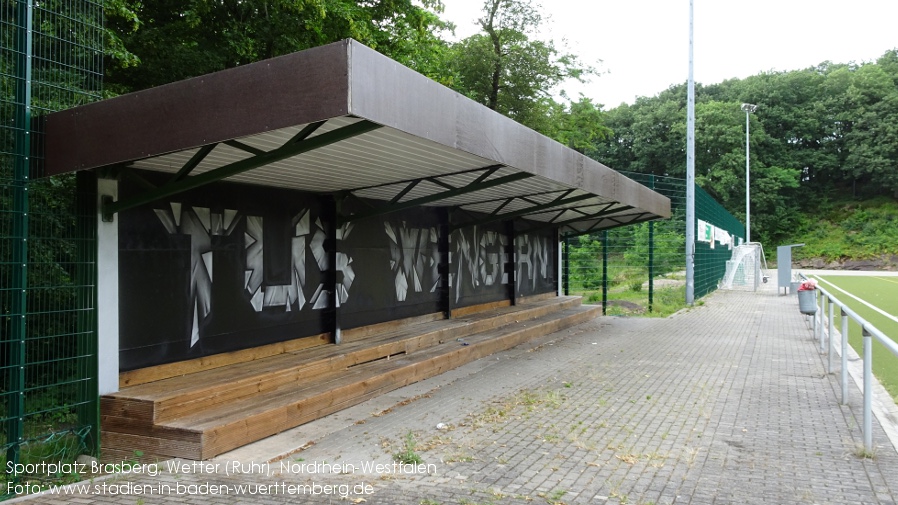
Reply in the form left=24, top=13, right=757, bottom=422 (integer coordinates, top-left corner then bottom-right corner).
left=721, top=243, right=767, bottom=291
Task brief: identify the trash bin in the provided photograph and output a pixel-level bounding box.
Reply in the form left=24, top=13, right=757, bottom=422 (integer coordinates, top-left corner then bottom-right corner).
left=797, top=279, right=817, bottom=314
left=798, top=290, right=817, bottom=314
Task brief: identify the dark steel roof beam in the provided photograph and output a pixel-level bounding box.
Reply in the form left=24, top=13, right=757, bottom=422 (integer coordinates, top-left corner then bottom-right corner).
left=549, top=209, right=568, bottom=223
left=121, top=167, right=157, bottom=191
left=451, top=193, right=597, bottom=231
left=563, top=212, right=652, bottom=236
left=390, top=179, right=421, bottom=204
left=521, top=201, right=617, bottom=220
left=448, top=189, right=570, bottom=207
left=562, top=202, right=617, bottom=219
left=347, top=165, right=504, bottom=193
left=169, top=143, right=217, bottom=184
left=605, top=212, right=649, bottom=226
left=103, top=120, right=381, bottom=220
left=223, top=140, right=266, bottom=156
left=452, top=207, right=480, bottom=224
left=340, top=171, right=534, bottom=225
left=517, top=189, right=571, bottom=207
left=451, top=188, right=587, bottom=216
left=472, top=166, right=501, bottom=184
left=425, top=177, right=457, bottom=191
left=490, top=197, right=516, bottom=216
left=528, top=205, right=634, bottom=234
left=508, top=204, right=611, bottom=220
left=288, top=121, right=327, bottom=144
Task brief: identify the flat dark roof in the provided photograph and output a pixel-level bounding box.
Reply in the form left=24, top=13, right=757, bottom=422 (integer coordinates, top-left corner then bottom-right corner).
left=44, top=39, right=669, bottom=234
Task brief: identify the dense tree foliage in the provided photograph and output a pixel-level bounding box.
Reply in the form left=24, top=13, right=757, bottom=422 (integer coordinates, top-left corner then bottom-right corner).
left=102, top=0, right=608, bottom=144
left=593, top=51, right=898, bottom=246
left=446, top=0, right=597, bottom=136
left=104, top=0, right=455, bottom=94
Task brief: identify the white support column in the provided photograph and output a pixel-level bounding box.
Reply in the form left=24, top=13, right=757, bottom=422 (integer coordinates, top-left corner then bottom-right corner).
left=97, top=178, right=119, bottom=394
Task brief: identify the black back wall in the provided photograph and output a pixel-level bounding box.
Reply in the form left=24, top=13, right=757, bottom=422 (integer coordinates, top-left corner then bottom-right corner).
left=118, top=174, right=557, bottom=371
left=337, top=201, right=443, bottom=329
left=118, top=175, right=329, bottom=371
left=514, top=224, right=558, bottom=298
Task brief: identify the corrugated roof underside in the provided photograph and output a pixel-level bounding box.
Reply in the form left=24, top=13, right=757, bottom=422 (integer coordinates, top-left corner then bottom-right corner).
left=128, top=116, right=658, bottom=228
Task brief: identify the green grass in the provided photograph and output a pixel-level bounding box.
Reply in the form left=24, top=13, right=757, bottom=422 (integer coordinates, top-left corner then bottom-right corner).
left=392, top=431, right=423, bottom=465
left=572, top=284, right=686, bottom=317
left=789, top=196, right=898, bottom=262
left=815, top=275, right=898, bottom=402
left=0, top=429, right=89, bottom=493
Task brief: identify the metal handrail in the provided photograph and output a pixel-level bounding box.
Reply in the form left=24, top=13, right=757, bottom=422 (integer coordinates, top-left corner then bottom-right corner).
left=798, top=273, right=898, bottom=452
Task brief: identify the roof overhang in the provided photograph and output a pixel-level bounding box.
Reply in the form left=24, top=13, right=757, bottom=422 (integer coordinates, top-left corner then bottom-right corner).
left=44, top=39, right=670, bottom=235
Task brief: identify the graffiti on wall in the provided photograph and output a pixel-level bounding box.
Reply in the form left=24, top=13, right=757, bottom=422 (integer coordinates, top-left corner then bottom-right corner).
left=451, top=227, right=508, bottom=303
left=516, top=233, right=550, bottom=293
left=384, top=221, right=440, bottom=302
left=153, top=202, right=555, bottom=348
left=154, top=204, right=241, bottom=347
left=450, top=226, right=554, bottom=301
left=242, top=210, right=342, bottom=313
left=155, top=205, right=349, bottom=347
left=131, top=182, right=555, bottom=369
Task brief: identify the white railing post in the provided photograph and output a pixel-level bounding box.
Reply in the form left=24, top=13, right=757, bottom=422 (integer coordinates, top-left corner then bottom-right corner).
left=841, top=308, right=849, bottom=405
left=802, top=277, right=898, bottom=451
left=863, top=328, right=873, bottom=452
left=812, top=289, right=817, bottom=334
left=828, top=297, right=834, bottom=373
left=818, top=291, right=824, bottom=352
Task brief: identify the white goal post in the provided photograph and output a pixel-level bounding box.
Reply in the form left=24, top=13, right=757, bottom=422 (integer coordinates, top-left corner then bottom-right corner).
left=721, top=243, right=769, bottom=291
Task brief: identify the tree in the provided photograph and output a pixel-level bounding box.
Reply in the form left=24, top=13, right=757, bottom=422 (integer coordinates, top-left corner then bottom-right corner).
left=567, top=234, right=603, bottom=290
left=595, top=90, right=686, bottom=176
left=593, top=81, right=811, bottom=245
left=549, top=95, right=612, bottom=153
left=104, top=0, right=454, bottom=94
left=447, top=0, right=596, bottom=135
left=843, top=61, right=898, bottom=197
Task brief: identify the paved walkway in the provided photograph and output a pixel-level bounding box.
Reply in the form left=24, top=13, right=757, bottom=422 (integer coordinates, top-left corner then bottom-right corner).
left=15, top=282, right=898, bottom=504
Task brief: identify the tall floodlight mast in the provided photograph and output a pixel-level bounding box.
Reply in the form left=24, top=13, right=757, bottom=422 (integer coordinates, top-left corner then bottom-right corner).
left=685, top=0, right=696, bottom=305
left=741, top=103, right=758, bottom=243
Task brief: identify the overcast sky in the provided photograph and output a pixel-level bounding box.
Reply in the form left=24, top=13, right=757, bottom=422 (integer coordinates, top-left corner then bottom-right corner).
left=440, top=0, right=898, bottom=107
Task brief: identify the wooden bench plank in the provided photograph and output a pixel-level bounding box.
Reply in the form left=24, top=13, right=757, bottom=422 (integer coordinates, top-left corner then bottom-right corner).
left=101, top=296, right=591, bottom=461
left=112, top=297, right=582, bottom=416
left=162, top=305, right=599, bottom=458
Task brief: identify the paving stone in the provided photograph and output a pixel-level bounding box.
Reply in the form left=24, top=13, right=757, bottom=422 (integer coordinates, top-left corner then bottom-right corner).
left=8, top=284, right=898, bottom=504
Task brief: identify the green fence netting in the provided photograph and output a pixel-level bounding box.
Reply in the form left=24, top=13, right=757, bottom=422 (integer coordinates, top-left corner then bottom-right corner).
left=1, top=0, right=102, bottom=495
left=562, top=172, right=746, bottom=315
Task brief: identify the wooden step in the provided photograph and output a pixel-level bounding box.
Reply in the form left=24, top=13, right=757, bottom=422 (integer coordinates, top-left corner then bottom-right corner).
left=101, top=297, right=596, bottom=461
left=103, top=296, right=582, bottom=425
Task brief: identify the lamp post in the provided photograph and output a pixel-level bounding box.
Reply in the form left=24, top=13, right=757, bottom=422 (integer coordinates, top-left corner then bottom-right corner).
left=685, top=0, right=695, bottom=305
left=741, top=103, right=757, bottom=243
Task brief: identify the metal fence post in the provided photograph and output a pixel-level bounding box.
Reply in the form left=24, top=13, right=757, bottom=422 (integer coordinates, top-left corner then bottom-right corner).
left=563, top=236, right=569, bottom=296
left=505, top=220, right=516, bottom=306
left=75, top=172, right=100, bottom=454
left=7, top=0, right=34, bottom=471
left=841, top=308, right=849, bottom=405
left=601, top=230, right=608, bottom=316
left=648, top=174, right=654, bottom=313
left=863, top=328, right=873, bottom=452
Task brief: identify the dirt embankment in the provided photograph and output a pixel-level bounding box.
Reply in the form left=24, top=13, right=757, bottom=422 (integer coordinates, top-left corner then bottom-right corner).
left=792, top=254, right=898, bottom=271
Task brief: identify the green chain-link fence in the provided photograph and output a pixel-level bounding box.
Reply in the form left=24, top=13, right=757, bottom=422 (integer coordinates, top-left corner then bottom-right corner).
left=562, top=172, right=746, bottom=316
left=1, top=0, right=102, bottom=495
